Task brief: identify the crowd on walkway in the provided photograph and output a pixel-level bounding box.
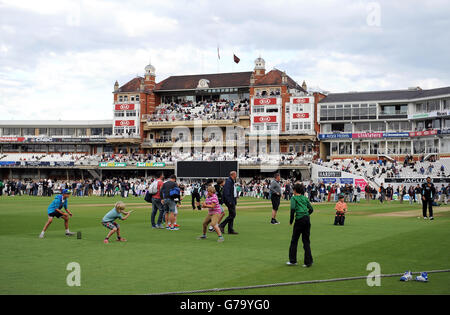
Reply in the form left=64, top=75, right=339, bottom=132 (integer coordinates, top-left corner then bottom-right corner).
left=2, top=174, right=450, bottom=207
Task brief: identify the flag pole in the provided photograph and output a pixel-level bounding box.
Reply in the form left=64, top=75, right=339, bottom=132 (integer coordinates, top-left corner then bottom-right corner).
left=232, top=52, right=234, bottom=73
left=217, top=45, right=220, bottom=73
left=201, top=51, right=204, bottom=73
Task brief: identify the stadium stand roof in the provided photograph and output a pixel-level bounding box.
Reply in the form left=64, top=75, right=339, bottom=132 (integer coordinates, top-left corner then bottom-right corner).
left=154, top=72, right=253, bottom=91
left=117, top=70, right=307, bottom=93
left=319, top=86, right=450, bottom=103
left=0, top=120, right=112, bottom=127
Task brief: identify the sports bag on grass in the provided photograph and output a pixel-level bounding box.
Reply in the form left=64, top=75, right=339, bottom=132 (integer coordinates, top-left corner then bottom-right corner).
left=144, top=191, right=153, bottom=203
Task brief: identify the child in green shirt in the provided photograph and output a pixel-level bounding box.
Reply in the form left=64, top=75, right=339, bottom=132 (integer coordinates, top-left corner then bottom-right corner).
left=287, top=183, right=313, bottom=267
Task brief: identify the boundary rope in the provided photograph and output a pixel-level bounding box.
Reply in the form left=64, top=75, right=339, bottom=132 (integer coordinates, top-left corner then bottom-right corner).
left=148, top=269, right=450, bottom=295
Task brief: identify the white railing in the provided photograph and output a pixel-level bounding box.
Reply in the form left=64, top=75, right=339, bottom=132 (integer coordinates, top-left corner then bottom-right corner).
left=107, top=134, right=141, bottom=139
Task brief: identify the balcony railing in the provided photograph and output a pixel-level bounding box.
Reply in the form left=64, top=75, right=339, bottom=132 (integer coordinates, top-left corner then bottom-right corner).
left=143, top=110, right=249, bottom=123
left=142, top=139, right=239, bottom=147
left=107, top=134, right=140, bottom=139
left=378, top=111, right=408, bottom=119
left=254, top=95, right=281, bottom=99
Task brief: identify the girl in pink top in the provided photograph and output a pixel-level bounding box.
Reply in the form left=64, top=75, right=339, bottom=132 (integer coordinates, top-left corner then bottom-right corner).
left=198, top=186, right=224, bottom=242
left=205, top=192, right=221, bottom=215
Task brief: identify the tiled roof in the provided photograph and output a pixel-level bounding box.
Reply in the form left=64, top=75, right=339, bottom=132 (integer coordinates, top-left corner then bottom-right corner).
left=118, top=77, right=144, bottom=93
left=154, top=72, right=253, bottom=91
left=254, top=69, right=305, bottom=92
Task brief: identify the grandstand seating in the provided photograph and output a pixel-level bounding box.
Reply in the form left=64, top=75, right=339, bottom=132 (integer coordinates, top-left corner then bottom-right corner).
left=4, top=152, right=449, bottom=179
left=317, top=158, right=450, bottom=188
left=0, top=152, right=313, bottom=166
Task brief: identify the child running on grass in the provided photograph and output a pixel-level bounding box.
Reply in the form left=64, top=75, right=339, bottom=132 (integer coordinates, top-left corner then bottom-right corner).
left=209, top=179, right=225, bottom=232
left=334, top=194, right=348, bottom=226
left=198, top=186, right=224, bottom=242
left=39, top=189, right=75, bottom=239
left=102, top=201, right=133, bottom=244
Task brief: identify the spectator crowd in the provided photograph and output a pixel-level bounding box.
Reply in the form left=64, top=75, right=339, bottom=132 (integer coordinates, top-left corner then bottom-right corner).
left=147, top=100, right=250, bottom=122
left=3, top=175, right=449, bottom=207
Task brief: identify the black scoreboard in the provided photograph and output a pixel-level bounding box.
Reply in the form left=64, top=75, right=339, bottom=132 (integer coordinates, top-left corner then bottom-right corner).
left=176, top=161, right=238, bottom=179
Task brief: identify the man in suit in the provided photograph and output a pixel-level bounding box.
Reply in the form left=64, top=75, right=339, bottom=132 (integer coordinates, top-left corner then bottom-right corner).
left=219, top=171, right=238, bottom=235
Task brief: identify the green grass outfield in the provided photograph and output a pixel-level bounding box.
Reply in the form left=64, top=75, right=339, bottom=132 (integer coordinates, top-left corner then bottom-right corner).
left=0, top=195, right=449, bottom=295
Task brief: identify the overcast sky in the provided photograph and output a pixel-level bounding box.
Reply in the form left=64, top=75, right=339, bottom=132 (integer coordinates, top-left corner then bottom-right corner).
left=1, top=0, right=449, bottom=121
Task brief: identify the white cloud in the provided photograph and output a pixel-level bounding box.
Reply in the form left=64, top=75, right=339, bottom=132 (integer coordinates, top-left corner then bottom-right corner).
left=0, top=0, right=449, bottom=121
left=0, top=44, right=240, bottom=120
left=0, top=0, right=76, bottom=15
left=0, top=44, right=9, bottom=55
left=115, top=10, right=178, bottom=37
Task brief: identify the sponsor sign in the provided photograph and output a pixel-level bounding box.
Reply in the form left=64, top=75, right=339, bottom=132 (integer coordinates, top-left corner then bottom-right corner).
left=0, top=137, right=25, bottom=142
left=318, top=133, right=352, bottom=139
left=440, top=129, right=450, bottom=135
left=383, top=132, right=410, bottom=138
left=99, top=162, right=127, bottom=167
left=29, top=137, right=53, bottom=142
left=254, top=98, right=277, bottom=106
left=52, top=161, right=75, bottom=167
left=292, top=98, right=311, bottom=104
left=136, top=162, right=166, bottom=168
left=352, top=132, right=383, bottom=139
left=318, top=171, right=342, bottom=178
left=24, top=161, right=51, bottom=166
left=115, top=104, right=135, bottom=111
left=355, top=178, right=367, bottom=189
left=409, top=113, right=433, bottom=119
left=384, top=178, right=450, bottom=184
left=148, top=120, right=233, bottom=126
left=292, top=113, right=310, bottom=119
left=78, top=137, right=107, bottom=143
left=409, top=111, right=450, bottom=120
left=436, top=111, right=450, bottom=117
left=61, top=138, right=82, bottom=142
left=1, top=161, right=75, bottom=167
left=115, top=120, right=135, bottom=127
left=0, top=161, right=16, bottom=166
left=26, top=137, right=107, bottom=143
left=340, top=178, right=354, bottom=184
left=409, top=130, right=438, bottom=137
left=321, top=178, right=337, bottom=184
left=253, top=116, right=277, bottom=123
left=320, top=131, right=438, bottom=139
